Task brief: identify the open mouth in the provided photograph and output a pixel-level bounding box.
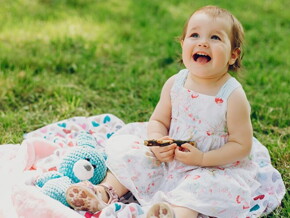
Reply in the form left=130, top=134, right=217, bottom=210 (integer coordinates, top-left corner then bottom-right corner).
left=193, top=52, right=211, bottom=64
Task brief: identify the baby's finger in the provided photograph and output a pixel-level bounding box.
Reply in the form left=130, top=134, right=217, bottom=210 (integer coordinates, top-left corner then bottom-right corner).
left=175, top=146, right=191, bottom=158
left=160, top=147, right=175, bottom=157
left=159, top=136, right=173, bottom=141
left=160, top=151, right=175, bottom=162
left=180, top=143, right=194, bottom=151
left=159, top=143, right=177, bottom=152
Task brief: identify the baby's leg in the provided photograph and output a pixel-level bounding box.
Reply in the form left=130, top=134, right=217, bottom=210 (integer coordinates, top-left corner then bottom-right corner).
left=94, top=171, right=129, bottom=202
left=66, top=171, right=128, bottom=213
left=147, top=203, right=198, bottom=218
left=173, top=205, right=198, bottom=218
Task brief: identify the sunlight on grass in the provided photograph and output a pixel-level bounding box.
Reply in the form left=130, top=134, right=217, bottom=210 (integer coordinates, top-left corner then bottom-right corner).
left=0, top=0, right=131, bottom=44
left=0, top=18, right=109, bottom=43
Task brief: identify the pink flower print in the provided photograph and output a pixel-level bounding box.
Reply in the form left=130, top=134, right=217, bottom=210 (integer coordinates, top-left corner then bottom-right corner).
left=148, top=172, right=155, bottom=179
left=253, top=195, right=265, bottom=201
left=40, top=127, right=48, bottom=134
left=129, top=206, right=136, bottom=213
left=215, top=97, right=224, bottom=104
left=63, top=129, right=71, bottom=134
left=206, top=131, right=212, bottom=136
left=265, top=186, right=275, bottom=195
left=236, top=195, right=242, bottom=204
left=131, top=176, right=139, bottom=181
left=146, top=184, right=152, bottom=192
left=217, top=209, right=227, bottom=215
left=89, top=130, right=95, bottom=134
left=56, top=132, right=64, bottom=138
left=243, top=204, right=250, bottom=210
left=97, top=139, right=104, bottom=145
left=185, top=174, right=201, bottom=180
left=58, top=142, right=64, bottom=147
left=233, top=161, right=240, bottom=166
left=236, top=195, right=250, bottom=209
left=91, top=211, right=101, bottom=217
left=191, top=94, right=199, bottom=99
left=48, top=166, right=57, bottom=171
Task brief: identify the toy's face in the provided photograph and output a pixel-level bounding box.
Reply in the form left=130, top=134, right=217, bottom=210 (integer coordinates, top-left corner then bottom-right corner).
left=59, top=147, right=107, bottom=184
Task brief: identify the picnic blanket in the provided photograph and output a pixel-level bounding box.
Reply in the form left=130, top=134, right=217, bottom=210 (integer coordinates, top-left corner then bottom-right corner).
left=0, top=114, right=147, bottom=218
left=0, top=114, right=285, bottom=218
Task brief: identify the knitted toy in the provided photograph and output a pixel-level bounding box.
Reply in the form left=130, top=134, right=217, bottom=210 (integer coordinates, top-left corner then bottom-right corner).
left=35, top=133, right=107, bottom=207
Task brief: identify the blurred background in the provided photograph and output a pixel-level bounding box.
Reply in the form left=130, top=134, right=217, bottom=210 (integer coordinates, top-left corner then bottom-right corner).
left=0, top=0, right=289, bottom=216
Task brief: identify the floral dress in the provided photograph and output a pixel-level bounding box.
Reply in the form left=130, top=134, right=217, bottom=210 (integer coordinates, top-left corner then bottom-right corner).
left=105, top=69, right=285, bottom=218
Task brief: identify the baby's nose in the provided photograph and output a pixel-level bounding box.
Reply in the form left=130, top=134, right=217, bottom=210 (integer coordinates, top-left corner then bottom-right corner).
left=198, top=39, right=209, bottom=47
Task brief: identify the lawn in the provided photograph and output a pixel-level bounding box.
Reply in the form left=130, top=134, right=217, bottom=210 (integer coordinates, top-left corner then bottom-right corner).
left=0, top=0, right=289, bottom=217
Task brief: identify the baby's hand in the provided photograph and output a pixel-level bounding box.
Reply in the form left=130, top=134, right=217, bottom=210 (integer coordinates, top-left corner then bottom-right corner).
left=149, top=136, right=177, bottom=162
left=174, top=143, right=204, bottom=166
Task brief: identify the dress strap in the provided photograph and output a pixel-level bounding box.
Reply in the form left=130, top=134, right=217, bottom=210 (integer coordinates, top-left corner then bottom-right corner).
left=216, top=77, right=241, bottom=100
left=172, top=69, right=188, bottom=91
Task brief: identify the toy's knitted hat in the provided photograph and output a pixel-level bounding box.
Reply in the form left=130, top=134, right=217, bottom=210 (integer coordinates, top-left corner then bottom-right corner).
left=59, top=132, right=107, bottom=184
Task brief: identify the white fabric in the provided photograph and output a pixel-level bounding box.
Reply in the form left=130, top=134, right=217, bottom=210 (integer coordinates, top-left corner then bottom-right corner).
left=106, top=69, right=286, bottom=218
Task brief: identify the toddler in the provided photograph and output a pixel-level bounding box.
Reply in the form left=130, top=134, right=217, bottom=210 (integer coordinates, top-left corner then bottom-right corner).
left=66, top=5, right=285, bottom=218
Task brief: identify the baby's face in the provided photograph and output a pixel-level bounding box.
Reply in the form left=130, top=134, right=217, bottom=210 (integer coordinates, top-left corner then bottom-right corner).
left=181, top=12, right=237, bottom=79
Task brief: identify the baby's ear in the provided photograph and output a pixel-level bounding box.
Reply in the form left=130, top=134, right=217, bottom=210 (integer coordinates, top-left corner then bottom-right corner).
left=180, top=39, right=184, bottom=47
left=229, top=48, right=241, bottom=65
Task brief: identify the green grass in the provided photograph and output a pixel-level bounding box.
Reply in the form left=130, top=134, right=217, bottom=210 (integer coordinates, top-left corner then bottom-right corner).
left=0, top=0, right=289, bottom=216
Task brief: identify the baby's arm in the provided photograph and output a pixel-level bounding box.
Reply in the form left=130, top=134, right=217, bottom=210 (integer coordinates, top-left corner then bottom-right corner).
left=147, top=75, right=175, bottom=139
left=203, top=87, right=252, bottom=166
left=175, top=87, right=253, bottom=166
left=147, top=75, right=177, bottom=162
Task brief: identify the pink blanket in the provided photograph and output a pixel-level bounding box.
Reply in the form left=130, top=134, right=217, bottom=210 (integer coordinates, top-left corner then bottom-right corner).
left=0, top=114, right=146, bottom=218
left=0, top=113, right=285, bottom=218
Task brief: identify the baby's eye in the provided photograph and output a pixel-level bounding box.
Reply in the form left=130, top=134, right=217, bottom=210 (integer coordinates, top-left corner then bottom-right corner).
left=211, top=35, right=221, bottom=40
left=190, top=33, right=199, bottom=38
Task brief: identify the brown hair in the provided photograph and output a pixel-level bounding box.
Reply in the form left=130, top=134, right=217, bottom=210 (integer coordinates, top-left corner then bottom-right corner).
left=179, top=5, right=244, bottom=72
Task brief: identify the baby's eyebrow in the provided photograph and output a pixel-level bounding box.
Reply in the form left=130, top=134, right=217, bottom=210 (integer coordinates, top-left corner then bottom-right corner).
left=188, top=26, right=200, bottom=32
left=211, top=30, right=227, bottom=36
left=214, top=30, right=224, bottom=34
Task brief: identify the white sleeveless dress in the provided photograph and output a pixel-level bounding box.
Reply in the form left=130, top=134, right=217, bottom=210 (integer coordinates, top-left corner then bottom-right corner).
left=105, top=69, right=285, bottom=218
